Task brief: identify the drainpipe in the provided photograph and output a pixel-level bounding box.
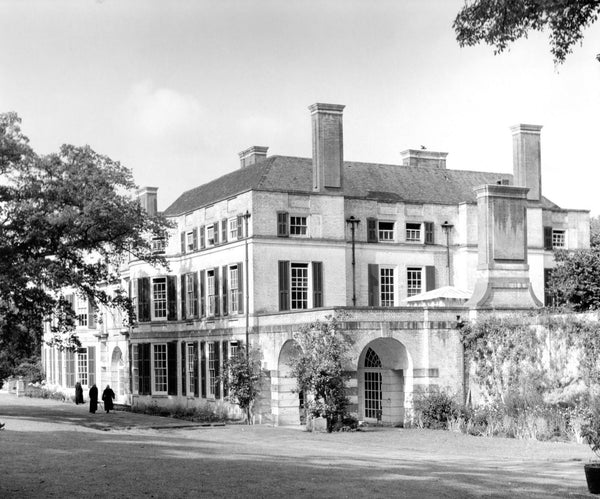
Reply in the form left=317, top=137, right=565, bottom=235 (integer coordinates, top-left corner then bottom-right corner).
left=242, top=210, right=251, bottom=355
left=346, top=216, right=360, bottom=306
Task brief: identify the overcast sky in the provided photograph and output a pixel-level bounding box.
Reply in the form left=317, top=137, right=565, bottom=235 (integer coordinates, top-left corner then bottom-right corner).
left=1, top=0, right=599, bottom=214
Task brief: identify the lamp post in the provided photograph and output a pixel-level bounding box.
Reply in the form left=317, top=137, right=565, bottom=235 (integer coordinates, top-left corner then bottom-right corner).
left=242, top=210, right=251, bottom=355
left=346, top=216, right=360, bottom=306
left=441, top=221, right=454, bottom=286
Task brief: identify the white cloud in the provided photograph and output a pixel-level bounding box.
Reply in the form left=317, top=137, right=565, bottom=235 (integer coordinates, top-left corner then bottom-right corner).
left=125, top=80, right=204, bottom=137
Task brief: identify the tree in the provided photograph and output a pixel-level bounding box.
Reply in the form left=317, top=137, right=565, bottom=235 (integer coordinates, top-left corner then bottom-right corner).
left=222, top=346, right=262, bottom=424
left=454, top=0, right=600, bottom=64
left=289, top=315, right=353, bottom=432
left=0, top=112, right=170, bottom=379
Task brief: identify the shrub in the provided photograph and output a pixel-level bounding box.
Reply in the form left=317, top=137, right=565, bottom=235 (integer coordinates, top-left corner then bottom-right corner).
left=414, top=390, right=460, bottom=430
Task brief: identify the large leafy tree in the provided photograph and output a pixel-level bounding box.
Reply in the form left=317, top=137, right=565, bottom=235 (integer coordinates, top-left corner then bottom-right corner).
left=0, top=112, right=169, bottom=380
left=454, top=0, right=600, bottom=64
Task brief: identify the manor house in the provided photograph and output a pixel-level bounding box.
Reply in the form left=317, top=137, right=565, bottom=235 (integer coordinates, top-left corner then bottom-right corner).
left=42, top=103, right=589, bottom=425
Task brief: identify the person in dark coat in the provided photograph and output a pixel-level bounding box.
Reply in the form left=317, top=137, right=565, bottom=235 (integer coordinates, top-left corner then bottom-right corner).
left=74, top=381, right=84, bottom=404
left=89, top=384, right=98, bottom=414
left=102, top=385, right=115, bottom=413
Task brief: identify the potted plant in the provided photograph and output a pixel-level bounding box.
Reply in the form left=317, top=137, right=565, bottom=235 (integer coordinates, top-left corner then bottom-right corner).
left=580, top=406, right=600, bottom=494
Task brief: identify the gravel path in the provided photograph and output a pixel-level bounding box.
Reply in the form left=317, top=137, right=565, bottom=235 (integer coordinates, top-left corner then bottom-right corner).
left=0, top=392, right=595, bottom=498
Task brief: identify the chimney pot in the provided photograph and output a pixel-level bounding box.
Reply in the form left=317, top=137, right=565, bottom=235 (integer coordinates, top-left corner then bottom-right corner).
left=400, top=149, right=448, bottom=168
left=238, top=146, right=269, bottom=169
left=510, top=124, right=543, bottom=201
left=137, top=186, right=158, bottom=216
left=309, top=103, right=345, bottom=191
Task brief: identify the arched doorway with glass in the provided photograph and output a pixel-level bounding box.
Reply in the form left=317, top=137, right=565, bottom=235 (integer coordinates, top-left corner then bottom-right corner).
left=357, top=338, right=412, bottom=426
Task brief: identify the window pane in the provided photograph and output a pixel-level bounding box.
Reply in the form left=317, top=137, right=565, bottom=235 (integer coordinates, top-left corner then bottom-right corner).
left=208, top=342, right=216, bottom=397
left=552, top=230, right=565, bottom=248
left=229, top=219, right=238, bottom=240
left=378, top=221, right=394, bottom=241
left=77, top=348, right=88, bottom=386
left=187, top=343, right=196, bottom=395
left=153, top=278, right=167, bottom=318
left=290, top=216, right=308, bottom=236
left=207, top=270, right=216, bottom=315
left=380, top=268, right=395, bottom=307
left=229, top=266, right=239, bottom=313
left=290, top=263, right=308, bottom=309
left=406, top=223, right=421, bottom=242
left=407, top=267, right=422, bottom=296
left=77, top=297, right=88, bottom=327
left=153, top=344, right=167, bottom=392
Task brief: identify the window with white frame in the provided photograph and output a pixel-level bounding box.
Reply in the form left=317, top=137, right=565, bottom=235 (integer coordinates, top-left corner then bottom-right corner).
left=380, top=267, right=395, bottom=307
left=229, top=265, right=239, bottom=314
left=76, top=297, right=88, bottom=327
left=378, top=221, right=395, bottom=241
left=229, top=218, right=238, bottom=241
left=407, top=267, right=423, bottom=297
left=406, top=223, right=422, bottom=242
left=291, top=263, right=309, bottom=309
left=230, top=341, right=239, bottom=358
left=207, top=270, right=216, bottom=315
left=152, top=277, right=167, bottom=319
left=208, top=342, right=217, bottom=397
left=552, top=229, right=566, bottom=249
left=151, top=236, right=166, bottom=254
left=77, top=348, right=88, bottom=385
left=206, top=225, right=215, bottom=246
left=290, top=216, right=308, bottom=236
left=185, top=273, right=197, bottom=317
left=186, top=231, right=195, bottom=252
left=186, top=343, right=196, bottom=395
left=153, top=344, right=168, bottom=393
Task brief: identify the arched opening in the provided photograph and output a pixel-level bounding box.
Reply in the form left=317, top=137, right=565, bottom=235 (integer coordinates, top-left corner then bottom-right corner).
left=358, top=338, right=412, bottom=426
left=275, top=340, right=303, bottom=426
left=110, top=347, right=125, bottom=399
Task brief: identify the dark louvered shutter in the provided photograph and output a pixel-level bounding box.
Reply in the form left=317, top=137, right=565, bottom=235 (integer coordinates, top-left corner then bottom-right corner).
left=181, top=341, right=187, bottom=397
left=181, top=275, right=187, bottom=320
left=192, top=228, right=198, bottom=251
left=200, top=226, right=205, bottom=249
left=425, top=266, right=436, bottom=291
left=544, top=226, right=553, bottom=250
left=138, top=278, right=151, bottom=322
left=131, top=344, right=137, bottom=394
left=367, top=218, right=378, bottom=243
left=167, top=276, right=177, bottom=321
left=213, top=222, right=219, bottom=245
left=140, top=343, right=151, bottom=395
left=167, top=342, right=177, bottom=395
left=200, top=341, right=206, bottom=398
left=214, top=341, right=221, bottom=399
left=88, top=346, right=96, bottom=386
left=192, top=272, right=198, bottom=317
left=424, top=222, right=434, bottom=245
left=278, top=260, right=290, bottom=311
left=200, top=270, right=205, bottom=317
left=312, top=261, right=323, bottom=308
left=222, top=218, right=228, bottom=243
left=237, top=214, right=244, bottom=238
left=221, top=265, right=228, bottom=316
left=277, top=212, right=289, bottom=237
left=237, top=262, right=244, bottom=314
left=368, top=264, right=379, bottom=306
left=87, top=298, right=96, bottom=329
left=193, top=342, right=200, bottom=397
left=181, top=232, right=186, bottom=254
left=214, top=268, right=220, bottom=316
left=222, top=341, right=229, bottom=398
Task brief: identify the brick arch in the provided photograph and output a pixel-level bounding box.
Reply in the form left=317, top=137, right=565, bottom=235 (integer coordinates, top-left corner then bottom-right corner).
left=274, top=339, right=303, bottom=426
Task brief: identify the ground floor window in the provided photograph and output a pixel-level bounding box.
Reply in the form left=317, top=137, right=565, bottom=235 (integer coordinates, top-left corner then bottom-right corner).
left=187, top=343, right=197, bottom=395
left=153, top=344, right=167, bottom=393
left=77, top=348, right=88, bottom=386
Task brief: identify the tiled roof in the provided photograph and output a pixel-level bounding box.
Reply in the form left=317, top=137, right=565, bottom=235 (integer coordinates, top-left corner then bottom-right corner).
left=164, top=155, right=561, bottom=216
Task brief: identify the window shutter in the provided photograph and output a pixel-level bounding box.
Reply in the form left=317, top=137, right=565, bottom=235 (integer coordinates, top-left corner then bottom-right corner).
left=277, top=212, right=289, bottom=237
left=221, top=265, right=228, bottom=316
left=312, top=261, right=323, bottom=308
left=213, top=222, right=219, bottom=245
left=425, top=266, right=436, bottom=291
left=214, top=267, right=220, bottom=316
left=181, top=275, right=187, bottom=320
left=200, top=270, right=205, bottom=317
left=367, top=218, right=378, bottom=243
left=181, top=232, right=186, bottom=254
left=88, top=346, right=96, bottom=386
left=278, top=260, right=290, bottom=311
left=222, top=341, right=229, bottom=398
left=200, top=225, right=205, bottom=249
left=167, top=342, right=177, bottom=395
left=138, top=278, right=151, bottom=322
left=181, top=341, right=187, bottom=397
left=222, top=218, right=228, bottom=243
left=424, top=222, right=434, bottom=245
left=368, top=264, right=379, bottom=306
left=200, top=341, right=206, bottom=398
left=141, top=343, right=151, bottom=395
left=167, top=275, right=177, bottom=321
left=192, top=272, right=199, bottom=317
left=87, top=298, right=96, bottom=329
left=237, top=214, right=244, bottom=238
left=131, top=344, right=138, bottom=394
left=193, top=342, right=200, bottom=397
left=192, top=228, right=198, bottom=251
left=237, top=261, right=244, bottom=314
left=544, top=226, right=553, bottom=250
left=214, top=341, right=221, bottom=399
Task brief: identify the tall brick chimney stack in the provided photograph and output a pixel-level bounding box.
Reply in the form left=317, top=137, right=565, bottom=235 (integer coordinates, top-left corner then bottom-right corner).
left=238, top=146, right=269, bottom=169
left=309, top=103, right=345, bottom=192
left=137, top=186, right=158, bottom=217
left=511, top=124, right=543, bottom=201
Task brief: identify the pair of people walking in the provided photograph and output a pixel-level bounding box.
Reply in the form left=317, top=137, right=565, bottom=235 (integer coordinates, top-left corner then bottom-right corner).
left=88, top=384, right=115, bottom=414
